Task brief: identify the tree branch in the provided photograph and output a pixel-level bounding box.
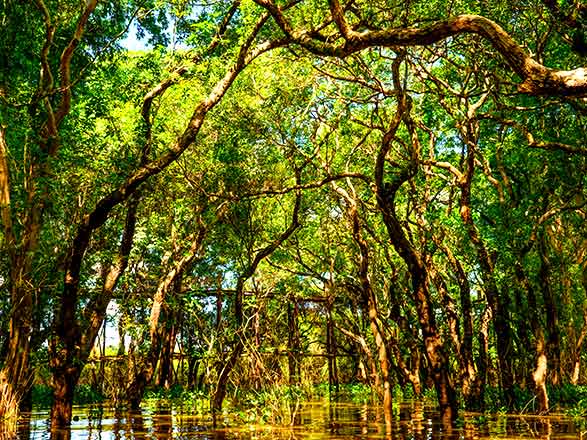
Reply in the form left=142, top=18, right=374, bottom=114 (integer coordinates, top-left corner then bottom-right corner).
left=254, top=0, right=587, bottom=96
left=61, top=19, right=286, bottom=330
left=53, top=0, right=99, bottom=138
left=0, top=126, right=15, bottom=259
left=141, top=0, right=243, bottom=140
left=480, top=115, right=587, bottom=155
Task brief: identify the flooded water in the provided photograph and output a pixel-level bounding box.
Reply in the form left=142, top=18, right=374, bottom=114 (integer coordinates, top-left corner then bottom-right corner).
left=12, top=401, right=587, bottom=439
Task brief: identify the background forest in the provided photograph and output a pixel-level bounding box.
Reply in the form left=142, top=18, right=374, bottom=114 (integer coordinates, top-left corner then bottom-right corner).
left=1, top=0, right=587, bottom=434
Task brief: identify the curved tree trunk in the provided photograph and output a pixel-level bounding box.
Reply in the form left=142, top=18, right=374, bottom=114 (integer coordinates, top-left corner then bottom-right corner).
left=211, top=180, right=301, bottom=421
left=49, top=195, right=139, bottom=430
left=373, top=58, right=456, bottom=423
left=127, top=223, right=207, bottom=408
left=331, top=181, right=393, bottom=421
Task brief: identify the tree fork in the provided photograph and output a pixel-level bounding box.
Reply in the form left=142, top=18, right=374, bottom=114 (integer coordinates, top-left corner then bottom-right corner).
left=211, top=172, right=302, bottom=421
left=254, top=0, right=587, bottom=96
left=373, top=56, right=457, bottom=423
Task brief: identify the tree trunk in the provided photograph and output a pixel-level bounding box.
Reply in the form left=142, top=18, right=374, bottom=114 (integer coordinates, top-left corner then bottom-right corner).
left=127, top=222, right=207, bottom=408
left=388, top=286, right=423, bottom=398
left=330, top=180, right=392, bottom=419
left=337, top=325, right=379, bottom=388
left=211, top=184, right=300, bottom=420
left=50, top=366, right=81, bottom=432
left=287, top=299, right=301, bottom=386
left=459, top=161, right=514, bottom=407
left=533, top=334, right=549, bottom=413
left=157, top=278, right=180, bottom=390
left=117, top=315, right=126, bottom=356
left=474, top=306, right=491, bottom=409
left=379, top=215, right=456, bottom=421
left=571, top=308, right=587, bottom=385
left=539, top=235, right=562, bottom=386
left=188, top=358, right=200, bottom=389
left=157, top=318, right=177, bottom=390
left=373, top=74, right=456, bottom=422
left=512, top=281, right=532, bottom=389
left=432, top=238, right=479, bottom=407
left=0, top=280, right=33, bottom=421
left=0, top=128, right=30, bottom=422
left=48, top=196, right=139, bottom=429
left=211, top=334, right=244, bottom=417
left=0, top=0, right=98, bottom=417
left=515, top=260, right=549, bottom=412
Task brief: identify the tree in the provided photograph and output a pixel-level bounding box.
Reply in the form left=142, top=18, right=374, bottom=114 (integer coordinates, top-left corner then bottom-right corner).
left=2, top=0, right=587, bottom=430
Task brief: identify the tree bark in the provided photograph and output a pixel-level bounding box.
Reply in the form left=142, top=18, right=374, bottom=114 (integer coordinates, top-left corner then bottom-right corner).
left=49, top=366, right=82, bottom=431
left=373, top=58, right=456, bottom=422
left=157, top=309, right=178, bottom=390
left=127, top=224, right=207, bottom=408
left=49, top=195, right=139, bottom=430
left=254, top=0, right=587, bottom=96
left=330, top=181, right=392, bottom=420
left=455, top=108, right=515, bottom=407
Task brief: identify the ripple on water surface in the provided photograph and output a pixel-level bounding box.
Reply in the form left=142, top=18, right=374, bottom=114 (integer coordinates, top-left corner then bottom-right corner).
left=14, top=401, right=587, bottom=439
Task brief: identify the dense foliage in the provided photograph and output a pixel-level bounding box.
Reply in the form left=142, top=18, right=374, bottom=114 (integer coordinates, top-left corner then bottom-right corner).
left=1, top=0, right=586, bottom=433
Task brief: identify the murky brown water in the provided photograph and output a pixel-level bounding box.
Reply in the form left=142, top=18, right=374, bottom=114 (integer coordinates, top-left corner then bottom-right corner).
left=12, top=401, right=587, bottom=439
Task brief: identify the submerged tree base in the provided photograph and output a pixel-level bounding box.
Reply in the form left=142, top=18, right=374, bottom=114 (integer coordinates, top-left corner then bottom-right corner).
left=12, top=399, right=587, bottom=439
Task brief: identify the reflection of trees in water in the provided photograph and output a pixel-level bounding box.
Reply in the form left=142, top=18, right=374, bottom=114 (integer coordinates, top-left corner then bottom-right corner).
left=86, top=405, right=104, bottom=439
left=503, top=415, right=556, bottom=440
left=112, top=407, right=123, bottom=440
left=15, top=401, right=587, bottom=439
left=128, top=408, right=146, bottom=440
left=15, top=414, right=31, bottom=440
left=49, top=427, right=70, bottom=440
left=153, top=404, right=173, bottom=439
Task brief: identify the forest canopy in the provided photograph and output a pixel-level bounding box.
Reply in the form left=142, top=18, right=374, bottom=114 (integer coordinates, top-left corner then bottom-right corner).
left=0, top=0, right=586, bottom=432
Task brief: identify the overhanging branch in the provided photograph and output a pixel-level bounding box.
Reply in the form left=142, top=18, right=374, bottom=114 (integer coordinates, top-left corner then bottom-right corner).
left=254, top=0, right=587, bottom=96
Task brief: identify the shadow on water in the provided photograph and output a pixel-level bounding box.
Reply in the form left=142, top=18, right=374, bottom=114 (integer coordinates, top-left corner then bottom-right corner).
left=11, top=400, right=587, bottom=439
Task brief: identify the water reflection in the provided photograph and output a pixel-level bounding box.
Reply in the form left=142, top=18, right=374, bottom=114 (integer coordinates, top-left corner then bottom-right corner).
left=13, top=400, right=587, bottom=439
left=17, top=413, right=32, bottom=440
left=152, top=405, right=172, bottom=439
